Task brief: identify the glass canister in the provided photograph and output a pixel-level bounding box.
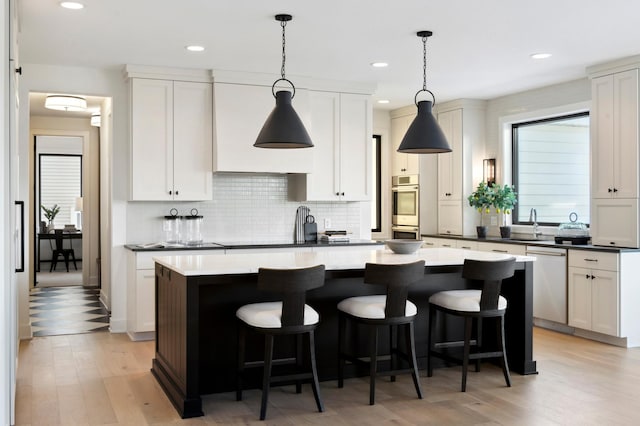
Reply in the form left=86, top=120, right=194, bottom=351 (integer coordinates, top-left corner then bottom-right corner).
left=183, top=208, right=203, bottom=246
left=163, top=208, right=182, bottom=243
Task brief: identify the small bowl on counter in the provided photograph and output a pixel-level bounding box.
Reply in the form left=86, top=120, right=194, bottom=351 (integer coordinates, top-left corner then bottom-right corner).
left=385, top=239, right=423, bottom=254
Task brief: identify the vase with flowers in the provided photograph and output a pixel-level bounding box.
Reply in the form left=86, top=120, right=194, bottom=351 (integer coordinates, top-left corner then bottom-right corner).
left=40, top=204, right=60, bottom=232
left=467, top=181, right=494, bottom=238
left=492, top=184, right=517, bottom=238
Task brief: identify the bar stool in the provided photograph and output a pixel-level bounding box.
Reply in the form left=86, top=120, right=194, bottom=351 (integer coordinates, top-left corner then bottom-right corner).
left=236, top=264, right=325, bottom=420
left=427, top=257, right=516, bottom=392
left=337, top=260, right=425, bottom=405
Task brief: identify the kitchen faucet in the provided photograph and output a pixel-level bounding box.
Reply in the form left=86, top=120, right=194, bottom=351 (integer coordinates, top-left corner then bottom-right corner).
left=529, top=208, right=542, bottom=238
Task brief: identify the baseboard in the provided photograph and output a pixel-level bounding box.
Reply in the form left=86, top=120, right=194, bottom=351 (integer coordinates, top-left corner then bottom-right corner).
left=533, top=318, right=574, bottom=334
left=127, top=331, right=155, bottom=341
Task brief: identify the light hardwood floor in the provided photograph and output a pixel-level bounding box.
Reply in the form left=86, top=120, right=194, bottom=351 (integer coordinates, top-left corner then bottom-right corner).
left=15, top=327, right=640, bottom=425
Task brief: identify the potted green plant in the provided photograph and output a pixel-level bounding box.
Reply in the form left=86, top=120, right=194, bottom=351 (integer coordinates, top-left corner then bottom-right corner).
left=40, top=204, right=60, bottom=232
left=467, top=181, right=494, bottom=238
left=492, top=184, right=517, bottom=238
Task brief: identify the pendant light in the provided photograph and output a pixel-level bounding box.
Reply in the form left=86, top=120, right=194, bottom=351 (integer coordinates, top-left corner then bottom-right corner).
left=254, top=14, right=313, bottom=149
left=397, top=31, right=451, bottom=154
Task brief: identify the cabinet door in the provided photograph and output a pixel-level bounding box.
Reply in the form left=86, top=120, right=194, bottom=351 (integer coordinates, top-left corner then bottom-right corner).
left=591, top=74, right=615, bottom=199
left=568, top=267, right=592, bottom=330
left=131, top=78, right=174, bottom=200
left=305, top=91, right=340, bottom=200
left=339, top=93, right=372, bottom=201
left=391, top=114, right=419, bottom=175
left=437, top=108, right=463, bottom=201
left=613, top=69, right=639, bottom=198
left=173, top=81, right=213, bottom=201
left=438, top=200, right=462, bottom=235
left=591, top=198, right=638, bottom=248
left=135, top=270, right=156, bottom=332
left=213, top=83, right=312, bottom=173
left=591, top=269, right=619, bottom=336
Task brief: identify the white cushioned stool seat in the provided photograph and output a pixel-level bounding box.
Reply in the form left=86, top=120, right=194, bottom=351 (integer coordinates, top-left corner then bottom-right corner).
left=429, top=290, right=507, bottom=312
left=236, top=302, right=319, bottom=328
left=337, top=295, right=417, bottom=319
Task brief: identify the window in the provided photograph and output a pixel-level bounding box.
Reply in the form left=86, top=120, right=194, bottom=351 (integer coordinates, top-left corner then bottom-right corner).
left=371, top=135, right=381, bottom=232
left=512, top=112, right=590, bottom=225
left=39, top=154, right=82, bottom=227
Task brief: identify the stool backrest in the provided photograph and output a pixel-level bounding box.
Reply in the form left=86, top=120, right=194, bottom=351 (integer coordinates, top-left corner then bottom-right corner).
left=462, top=257, right=516, bottom=310
left=364, top=260, right=425, bottom=318
left=257, top=264, right=326, bottom=327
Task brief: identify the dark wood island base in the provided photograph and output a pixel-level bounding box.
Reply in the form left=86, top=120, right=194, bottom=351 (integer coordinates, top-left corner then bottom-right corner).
left=151, top=251, right=537, bottom=418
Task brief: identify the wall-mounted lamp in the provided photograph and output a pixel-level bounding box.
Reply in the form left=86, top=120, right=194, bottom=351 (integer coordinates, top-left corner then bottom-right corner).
left=483, top=158, right=496, bottom=186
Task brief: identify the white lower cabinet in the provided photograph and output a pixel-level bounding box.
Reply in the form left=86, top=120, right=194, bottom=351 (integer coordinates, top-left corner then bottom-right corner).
left=127, top=250, right=225, bottom=340
left=422, top=237, right=456, bottom=248
left=568, top=250, right=619, bottom=336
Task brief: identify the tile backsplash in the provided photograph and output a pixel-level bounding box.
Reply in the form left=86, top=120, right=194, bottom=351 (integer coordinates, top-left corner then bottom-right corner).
left=127, top=174, right=364, bottom=244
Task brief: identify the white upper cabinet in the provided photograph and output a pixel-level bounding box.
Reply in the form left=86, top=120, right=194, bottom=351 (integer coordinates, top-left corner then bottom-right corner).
left=289, top=91, right=372, bottom=201
left=437, top=108, right=463, bottom=201
left=130, top=78, right=213, bottom=201
left=591, top=69, right=639, bottom=199
left=390, top=112, right=420, bottom=175
left=213, top=82, right=313, bottom=173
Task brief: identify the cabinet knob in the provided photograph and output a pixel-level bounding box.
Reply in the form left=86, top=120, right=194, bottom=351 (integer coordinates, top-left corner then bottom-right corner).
left=608, top=188, right=613, bottom=193
left=341, top=192, right=345, bottom=196
left=176, top=190, right=179, bottom=195
left=169, top=190, right=172, bottom=195
left=613, top=188, right=618, bottom=192
left=591, top=275, right=596, bottom=280
left=585, top=274, right=590, bottom=279
left=336, top=192, right=340, bottom=196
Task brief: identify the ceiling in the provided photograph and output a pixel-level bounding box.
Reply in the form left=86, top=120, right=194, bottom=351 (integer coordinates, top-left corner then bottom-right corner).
left=18, top=0, right=640, bottom=112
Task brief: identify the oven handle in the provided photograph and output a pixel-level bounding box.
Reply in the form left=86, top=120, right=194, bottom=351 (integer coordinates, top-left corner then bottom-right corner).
left=392, top=185, right=419, bottom=192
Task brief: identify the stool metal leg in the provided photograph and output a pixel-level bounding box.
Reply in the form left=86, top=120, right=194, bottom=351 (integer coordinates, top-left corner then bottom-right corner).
left=406, top=321, right=423, bottom=399
left=498, top=315, right=512, bottom=387
left=369, top=326, right=378, bottom=405
left=338, top=313, right=345, bottom=388
left=295, top=334, right=303, bottom=394
left=427, top=305, right=436, bottom=377
left=260, top=334, right=275, bottom=420
left=389, top=324, right=397, bottom=382
left=461, top=317, right=473, bottom=392
left=236, top=325, right=246, bottom=401
left=308, top=330, right=324, bottom=413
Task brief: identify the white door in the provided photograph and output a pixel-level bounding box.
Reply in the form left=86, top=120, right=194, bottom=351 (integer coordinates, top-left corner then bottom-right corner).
left=568, top=267, right=592, bottom=330
left=591, top=270, right=619, bottom=336
left=339, top=93, right=371, bottom=201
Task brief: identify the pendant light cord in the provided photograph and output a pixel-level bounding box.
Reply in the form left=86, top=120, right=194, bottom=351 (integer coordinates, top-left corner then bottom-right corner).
left=422, top=34, right=427, bottom=92
left=271, top=16, right=295, bottom=98
left=414, top=31, right=435, bottom=106
left=281, top=19, right=287, bottom=80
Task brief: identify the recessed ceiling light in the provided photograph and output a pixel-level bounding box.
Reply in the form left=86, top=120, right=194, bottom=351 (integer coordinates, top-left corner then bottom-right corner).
left=530, top=53, right=552, bottom=60
left=60, top=2, right=84, bottom=10
left=186, top=45, right=205, bottom=52
left=377, top=100, right=390, bottom=104
left=371, top=62, right=389, bottom=68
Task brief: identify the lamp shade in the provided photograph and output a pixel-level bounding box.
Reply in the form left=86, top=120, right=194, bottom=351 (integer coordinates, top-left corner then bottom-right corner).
left=45, top=95, right=87, bottom=112
left=254, top=91, right=313, bottom=148
left=397, top=100, right=451, bottom=153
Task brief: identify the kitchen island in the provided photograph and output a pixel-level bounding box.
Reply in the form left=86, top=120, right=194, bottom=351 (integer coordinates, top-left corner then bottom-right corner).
left=152, top=247, right=536, bottom=418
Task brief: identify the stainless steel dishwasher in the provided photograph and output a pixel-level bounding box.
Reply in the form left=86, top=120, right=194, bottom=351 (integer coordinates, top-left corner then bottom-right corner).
left=526, top=245, right=567, bottom=324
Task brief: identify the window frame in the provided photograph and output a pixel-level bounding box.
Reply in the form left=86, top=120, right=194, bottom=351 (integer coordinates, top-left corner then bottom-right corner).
left=511, top=111, right=590, bottom=226
left=371, top=134, right=382, bottom=233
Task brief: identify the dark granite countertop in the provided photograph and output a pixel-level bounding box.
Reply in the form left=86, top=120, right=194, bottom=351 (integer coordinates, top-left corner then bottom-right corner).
left=125, top=239, right=384, bottom=252
left=421, top=234, right=640, bottom=253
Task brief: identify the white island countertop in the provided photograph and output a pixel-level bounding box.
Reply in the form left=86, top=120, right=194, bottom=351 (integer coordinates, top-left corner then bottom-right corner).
left=153, top=247, right=535, bottom=277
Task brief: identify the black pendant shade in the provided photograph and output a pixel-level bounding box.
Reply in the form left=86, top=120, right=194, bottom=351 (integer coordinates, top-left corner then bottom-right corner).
left=254, top=91, right=313, bottom=148
left=397, top=100, right=451, bottom=153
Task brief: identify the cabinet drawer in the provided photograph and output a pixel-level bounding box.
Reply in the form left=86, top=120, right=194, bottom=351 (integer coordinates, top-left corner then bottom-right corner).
left=568, top=250, right=618, bottom=271
left=456, top=240, right=479, bottom=250
left=135, top=249, right=224, bottom=269
left=477, top=242, right=526, bottom=256
left=422, top=237, right=456, bottom=248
